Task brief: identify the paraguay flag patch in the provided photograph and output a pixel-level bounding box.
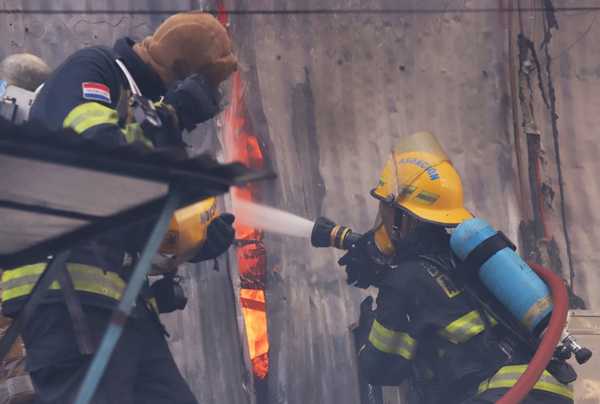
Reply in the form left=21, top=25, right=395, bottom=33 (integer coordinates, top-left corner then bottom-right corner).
left=81, top=82, right=111, bottom=103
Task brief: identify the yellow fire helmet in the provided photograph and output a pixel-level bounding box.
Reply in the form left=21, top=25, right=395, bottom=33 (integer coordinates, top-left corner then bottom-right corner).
left=371, top=131, right=473, bottom=227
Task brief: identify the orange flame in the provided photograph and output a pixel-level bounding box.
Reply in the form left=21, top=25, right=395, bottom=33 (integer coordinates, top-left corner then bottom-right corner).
left=222, top=71, right=270, bottom=379
left=240, top=289, right=269, bottom=379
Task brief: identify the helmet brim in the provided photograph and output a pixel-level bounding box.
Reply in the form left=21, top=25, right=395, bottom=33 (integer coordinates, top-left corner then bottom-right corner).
left=370, top=188, right=473, bottom=227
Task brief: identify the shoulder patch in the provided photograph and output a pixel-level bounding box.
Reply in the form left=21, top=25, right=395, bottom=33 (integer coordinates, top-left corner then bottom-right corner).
left=82, top=82, right=111, bottom=104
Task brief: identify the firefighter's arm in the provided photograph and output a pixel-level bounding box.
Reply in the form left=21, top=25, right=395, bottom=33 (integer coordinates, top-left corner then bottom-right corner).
left=358, top=286, right=415, bottom=385
left=189, top=212, right=235, bottom=262
left=154, top=198, right=235, bottom=273
left=30, top=48, right=155, bottom=148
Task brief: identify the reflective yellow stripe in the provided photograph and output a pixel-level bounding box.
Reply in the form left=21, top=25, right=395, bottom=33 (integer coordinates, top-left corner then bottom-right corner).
left=63, top=102, right=152, bottom=148
left=478, top=365, right=573, bottom=400
left=368, top=319, right=417, bottom=360
left=1, top=263, right=125, bottom=301
left=147, top=297, right=159, bottom=315
left=121, top=122, right=153, bottom=148
left=438, top=310, right=497, bottom=344
left=63, top=102, right=119, bottom=134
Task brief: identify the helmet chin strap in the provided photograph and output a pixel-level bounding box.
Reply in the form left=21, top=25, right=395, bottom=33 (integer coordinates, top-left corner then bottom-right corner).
left=390, top=208, right=417, bottom=242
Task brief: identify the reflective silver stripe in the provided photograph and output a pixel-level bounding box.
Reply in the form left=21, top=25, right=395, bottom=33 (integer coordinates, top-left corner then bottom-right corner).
left=1, top=274, right=41, bottom=290
left=478, top=365, right=574, bottom=399
left=2, top=271, right=123, bottom=293
left=368, top=319, right=417, bottom=360
left=438, top=310, right=496, bottom=344
left=1, top=263, right=125, bottom=301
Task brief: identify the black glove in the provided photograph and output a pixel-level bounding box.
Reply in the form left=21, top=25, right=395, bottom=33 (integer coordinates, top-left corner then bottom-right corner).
left=191, top=213, right=235, bottom=262
left=146, top=104, right=184, bottom=147
left=151, top=273, right=188, bottom=313
left=164, top=74, right=221, bottom=131
left=355, top=296, right=376, bottom=346
left=338, top=232, right=392, bottom=289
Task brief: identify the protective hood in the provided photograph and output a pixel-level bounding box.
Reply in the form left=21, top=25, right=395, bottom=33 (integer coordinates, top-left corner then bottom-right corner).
left=134, top=12, right=238, bottom=86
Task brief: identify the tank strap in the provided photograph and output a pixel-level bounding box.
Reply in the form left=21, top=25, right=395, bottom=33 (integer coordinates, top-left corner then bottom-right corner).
left=462, top=231, right=515, bottom=273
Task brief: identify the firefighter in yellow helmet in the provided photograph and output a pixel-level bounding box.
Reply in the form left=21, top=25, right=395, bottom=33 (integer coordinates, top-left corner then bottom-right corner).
left=1, top=12, right=237, bottom=404
left=339, top=132, right=573, bottom=403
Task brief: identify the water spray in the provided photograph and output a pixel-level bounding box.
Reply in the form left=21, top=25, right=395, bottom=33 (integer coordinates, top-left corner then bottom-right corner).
left=232, top=199, right=360, bottom=251
left=232, top=199, right=315, bottom=239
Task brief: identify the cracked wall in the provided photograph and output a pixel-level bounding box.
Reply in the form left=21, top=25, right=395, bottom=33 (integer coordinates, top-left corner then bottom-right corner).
left=510, top=0, right=600, bottom=310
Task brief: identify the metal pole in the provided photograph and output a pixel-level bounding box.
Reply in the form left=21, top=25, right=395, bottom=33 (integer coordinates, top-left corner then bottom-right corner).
left=0, top=250, right=71, bottom=361
left=56, top=264, right=95, bottom=355
left=74, top=189, right=181, bottom=404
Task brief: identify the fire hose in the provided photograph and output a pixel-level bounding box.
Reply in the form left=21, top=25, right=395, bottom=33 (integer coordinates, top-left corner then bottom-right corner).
left=496, top=262, right=569, bottom=404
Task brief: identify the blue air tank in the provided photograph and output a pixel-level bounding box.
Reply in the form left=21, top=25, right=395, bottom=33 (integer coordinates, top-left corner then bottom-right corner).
left=450, top=218, right=552, bottom=335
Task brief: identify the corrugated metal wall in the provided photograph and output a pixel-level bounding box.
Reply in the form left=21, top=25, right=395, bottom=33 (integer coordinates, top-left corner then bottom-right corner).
left=2, top=0, right=599, bottom=402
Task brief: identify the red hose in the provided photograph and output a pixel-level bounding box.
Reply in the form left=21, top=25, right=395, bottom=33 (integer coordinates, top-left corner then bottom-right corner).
left=496, top=263, right=569, bottom=404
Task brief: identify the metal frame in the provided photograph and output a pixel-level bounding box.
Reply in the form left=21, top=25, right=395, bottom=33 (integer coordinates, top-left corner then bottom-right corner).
left=0, top=128, right=262, bottom=260
left=0, top=250, right=72, bottom=362
left=0, top=130, right=265, bottom=191
left=74, top=187, right=181, bottom=404
left=0, top=130, right=274, bottom=404
left=55, top=255, right=95, bottom=355
left=0, top=132, right=272, bottom=268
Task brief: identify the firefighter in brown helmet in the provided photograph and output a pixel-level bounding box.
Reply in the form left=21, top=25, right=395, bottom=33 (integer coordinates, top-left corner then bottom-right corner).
left=2, top=13, right=237, bottom=404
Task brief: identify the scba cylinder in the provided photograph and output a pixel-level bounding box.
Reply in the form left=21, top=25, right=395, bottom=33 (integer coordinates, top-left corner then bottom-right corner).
left=450, top=218, right=552, bottom=336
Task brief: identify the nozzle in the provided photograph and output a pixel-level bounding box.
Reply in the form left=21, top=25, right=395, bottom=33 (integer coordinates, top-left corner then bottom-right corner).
left=311, top=217, right=362, bottom=250
left=562, top=335, right=592, bottom=365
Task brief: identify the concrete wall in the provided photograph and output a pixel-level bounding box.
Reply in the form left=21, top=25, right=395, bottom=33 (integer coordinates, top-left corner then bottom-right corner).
left=226, top=0, right=599, bottom=402
left=2, top=0, right=599, bottom=402
left=522, top=0, right=600, bottom=311
left=227, top=1, right=515, bottom=403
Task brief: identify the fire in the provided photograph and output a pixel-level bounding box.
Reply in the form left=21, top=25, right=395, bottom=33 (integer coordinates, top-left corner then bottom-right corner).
left=240, top=289, right=269, bottom=379
left=222, top=71, right=270, bottom=379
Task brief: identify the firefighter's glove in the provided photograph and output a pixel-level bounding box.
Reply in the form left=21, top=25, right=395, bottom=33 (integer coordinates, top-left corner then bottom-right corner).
left=164, top=74, right=222, bottom=131
left=191, top=213, right=235, bottom=262
left=338, top=231, right=391, bottom=289
left=151, top=274, right=188, bottom=313
left=355, top=296, right=376, bottom=345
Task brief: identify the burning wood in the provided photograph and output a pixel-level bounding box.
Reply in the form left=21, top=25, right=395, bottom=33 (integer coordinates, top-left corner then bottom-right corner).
left=222, top=72, right=270, bottom=380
